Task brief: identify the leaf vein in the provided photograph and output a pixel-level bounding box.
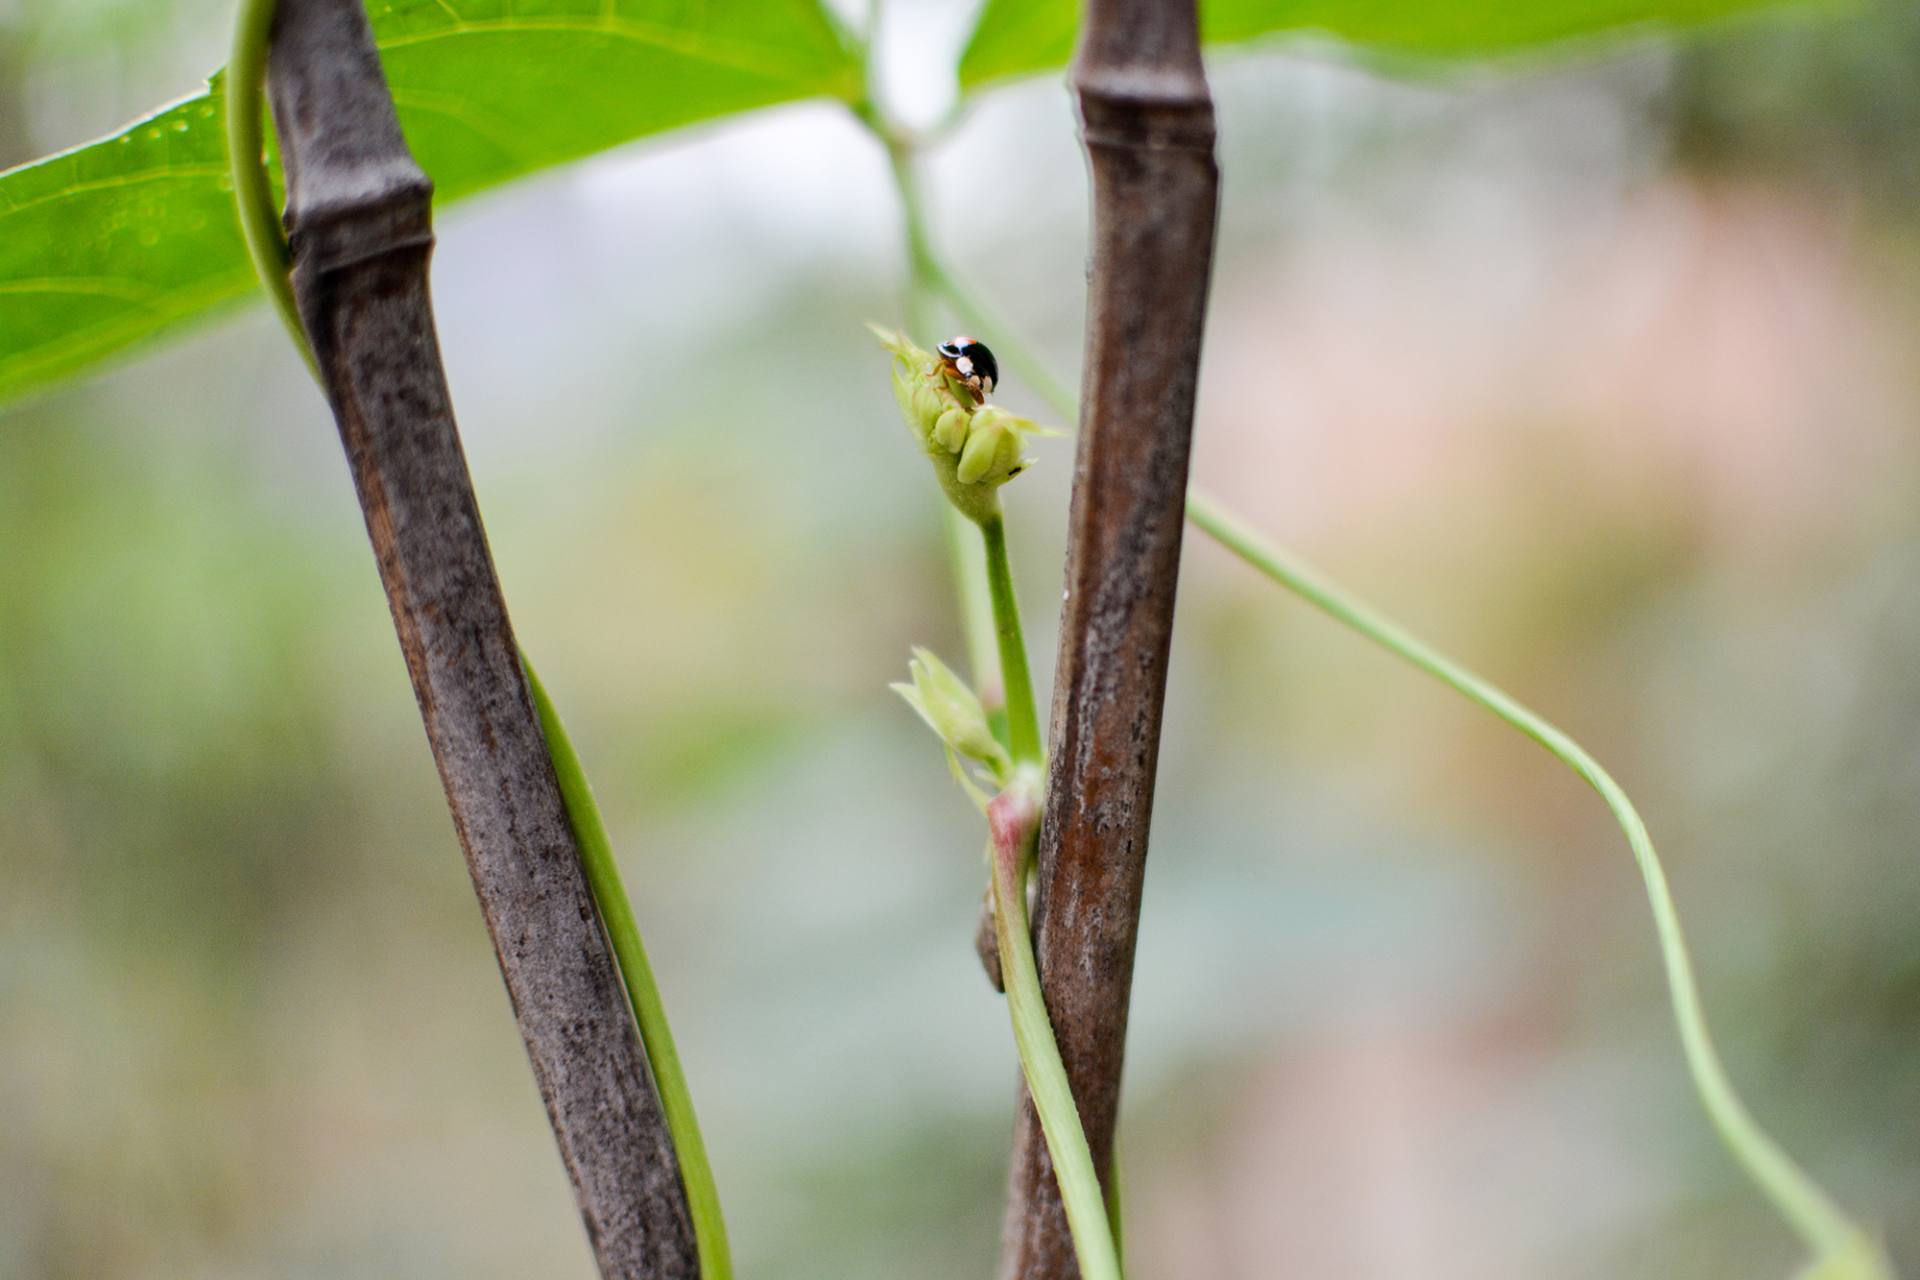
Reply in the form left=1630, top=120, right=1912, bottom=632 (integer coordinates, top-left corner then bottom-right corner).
left=387, top=88, right=537, bottom=166
left=0, top=165, right=231, bottom=222
left=375, top=15, right=836, bottom=88
left=0, top=277, right=166, bottom=305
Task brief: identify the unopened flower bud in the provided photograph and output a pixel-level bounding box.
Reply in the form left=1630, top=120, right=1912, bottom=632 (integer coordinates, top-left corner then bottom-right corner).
left=933, top=406, right=969, bottom=454
left=911, top=382, right=945, bottom=435
left=971, top=406, right=1029, bottom=483
left=957, top=416, right=1009, bottom=485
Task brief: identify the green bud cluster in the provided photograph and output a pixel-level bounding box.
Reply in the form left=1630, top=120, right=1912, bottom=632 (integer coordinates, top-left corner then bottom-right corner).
left=870, top=325, right=1051, bottom=525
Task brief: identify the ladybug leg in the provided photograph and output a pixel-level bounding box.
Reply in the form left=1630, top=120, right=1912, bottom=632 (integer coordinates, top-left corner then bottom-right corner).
left=940, top=366, right=984, bottom=407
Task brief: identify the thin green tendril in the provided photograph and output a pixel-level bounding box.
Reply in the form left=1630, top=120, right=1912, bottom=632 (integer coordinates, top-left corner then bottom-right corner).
left=524, top=661, right=734, bottom=1279
left=1183, top=491, right=1869, bottom=1266
left=225, top=0, right=314, bottom=381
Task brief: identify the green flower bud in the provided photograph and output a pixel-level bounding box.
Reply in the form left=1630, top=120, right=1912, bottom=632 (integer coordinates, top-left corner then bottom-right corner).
left=911, top=382, right=945, bottom=435
left=957, top=417, right=1008, bottom=485
left=891, top=647, right=1012, bottom=784
left=971, top=406, right=1031, bottom=483
left=869, top=323, right=1054, bottom=525
left=995, top=425, right=1025, bottom=479
left=933, top=406, right=970, bottom=455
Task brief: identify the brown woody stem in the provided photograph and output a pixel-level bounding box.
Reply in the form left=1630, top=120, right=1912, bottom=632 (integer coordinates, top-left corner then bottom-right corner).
left=261, top=2, right=697, bottom=1274
left=997, top=2, right=1219, bottom=1276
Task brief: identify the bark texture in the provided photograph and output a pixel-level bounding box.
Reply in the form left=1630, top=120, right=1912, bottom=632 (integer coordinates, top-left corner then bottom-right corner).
left=998, top=1, right=1219, bottom=1275
left=265, top=2, right=697, bottom=1274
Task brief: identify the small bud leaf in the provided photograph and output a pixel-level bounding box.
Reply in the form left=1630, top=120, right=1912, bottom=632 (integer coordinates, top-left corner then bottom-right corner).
left=892, top=647, right=1013, bottom=786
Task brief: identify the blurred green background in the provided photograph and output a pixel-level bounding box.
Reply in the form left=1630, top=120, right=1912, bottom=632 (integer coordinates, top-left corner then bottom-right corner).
left=2, top=1, right=1917, bottom=1276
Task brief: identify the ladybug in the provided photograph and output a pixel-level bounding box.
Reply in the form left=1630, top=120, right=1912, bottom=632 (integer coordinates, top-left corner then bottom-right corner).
left=936, top=335, right=999, bottom=401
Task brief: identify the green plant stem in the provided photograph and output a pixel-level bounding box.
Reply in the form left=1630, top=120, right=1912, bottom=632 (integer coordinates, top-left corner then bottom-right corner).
left=224, top=0, right=315, bottom=379
left=989, top=810, right=1123, bottom=1280
left=981, top=496, right=1117, bottom=1278
left=226, top=8, right=730, bottom=1271
left=876, top=129, right=1001, bottom=707
left=865, top=113, right=1126, bottom=1275
left=524, top=659, right=733, bottom=1280
left=880, top=134, right=941, bottom=333
left=980, top=513, right=1042, bottom=767
left=950, top=505, right=1003, bottom=722
left=1183, top=489, right=1862, bottom=1262
left=866, top=115, right=1126, bottom=1274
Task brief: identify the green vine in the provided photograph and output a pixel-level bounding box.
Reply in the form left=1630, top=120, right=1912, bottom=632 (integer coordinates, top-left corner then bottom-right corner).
left=224, top=0, right=314, bottom=381
left=979, top=513, right=1043, bottom=766
left=989, top=778, right=1124, bottom=1280
left=523, top=661, right=733, bottom=1278
left=893, top=188, right=1889, bottom=1274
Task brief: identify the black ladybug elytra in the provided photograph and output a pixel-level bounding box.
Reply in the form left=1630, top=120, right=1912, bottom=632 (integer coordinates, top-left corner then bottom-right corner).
left=936, top=336, right=998, bottom=401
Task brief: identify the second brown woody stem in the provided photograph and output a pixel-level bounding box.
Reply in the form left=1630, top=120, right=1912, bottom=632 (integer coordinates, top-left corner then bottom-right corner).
left=999, top=0, right=1220, bottom=1275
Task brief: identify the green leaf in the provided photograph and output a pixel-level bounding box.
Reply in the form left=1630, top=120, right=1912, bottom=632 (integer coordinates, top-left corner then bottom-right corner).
left=0, top=0, right=860, bottom=406
left=960, top=0, right=1804, bottom=89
